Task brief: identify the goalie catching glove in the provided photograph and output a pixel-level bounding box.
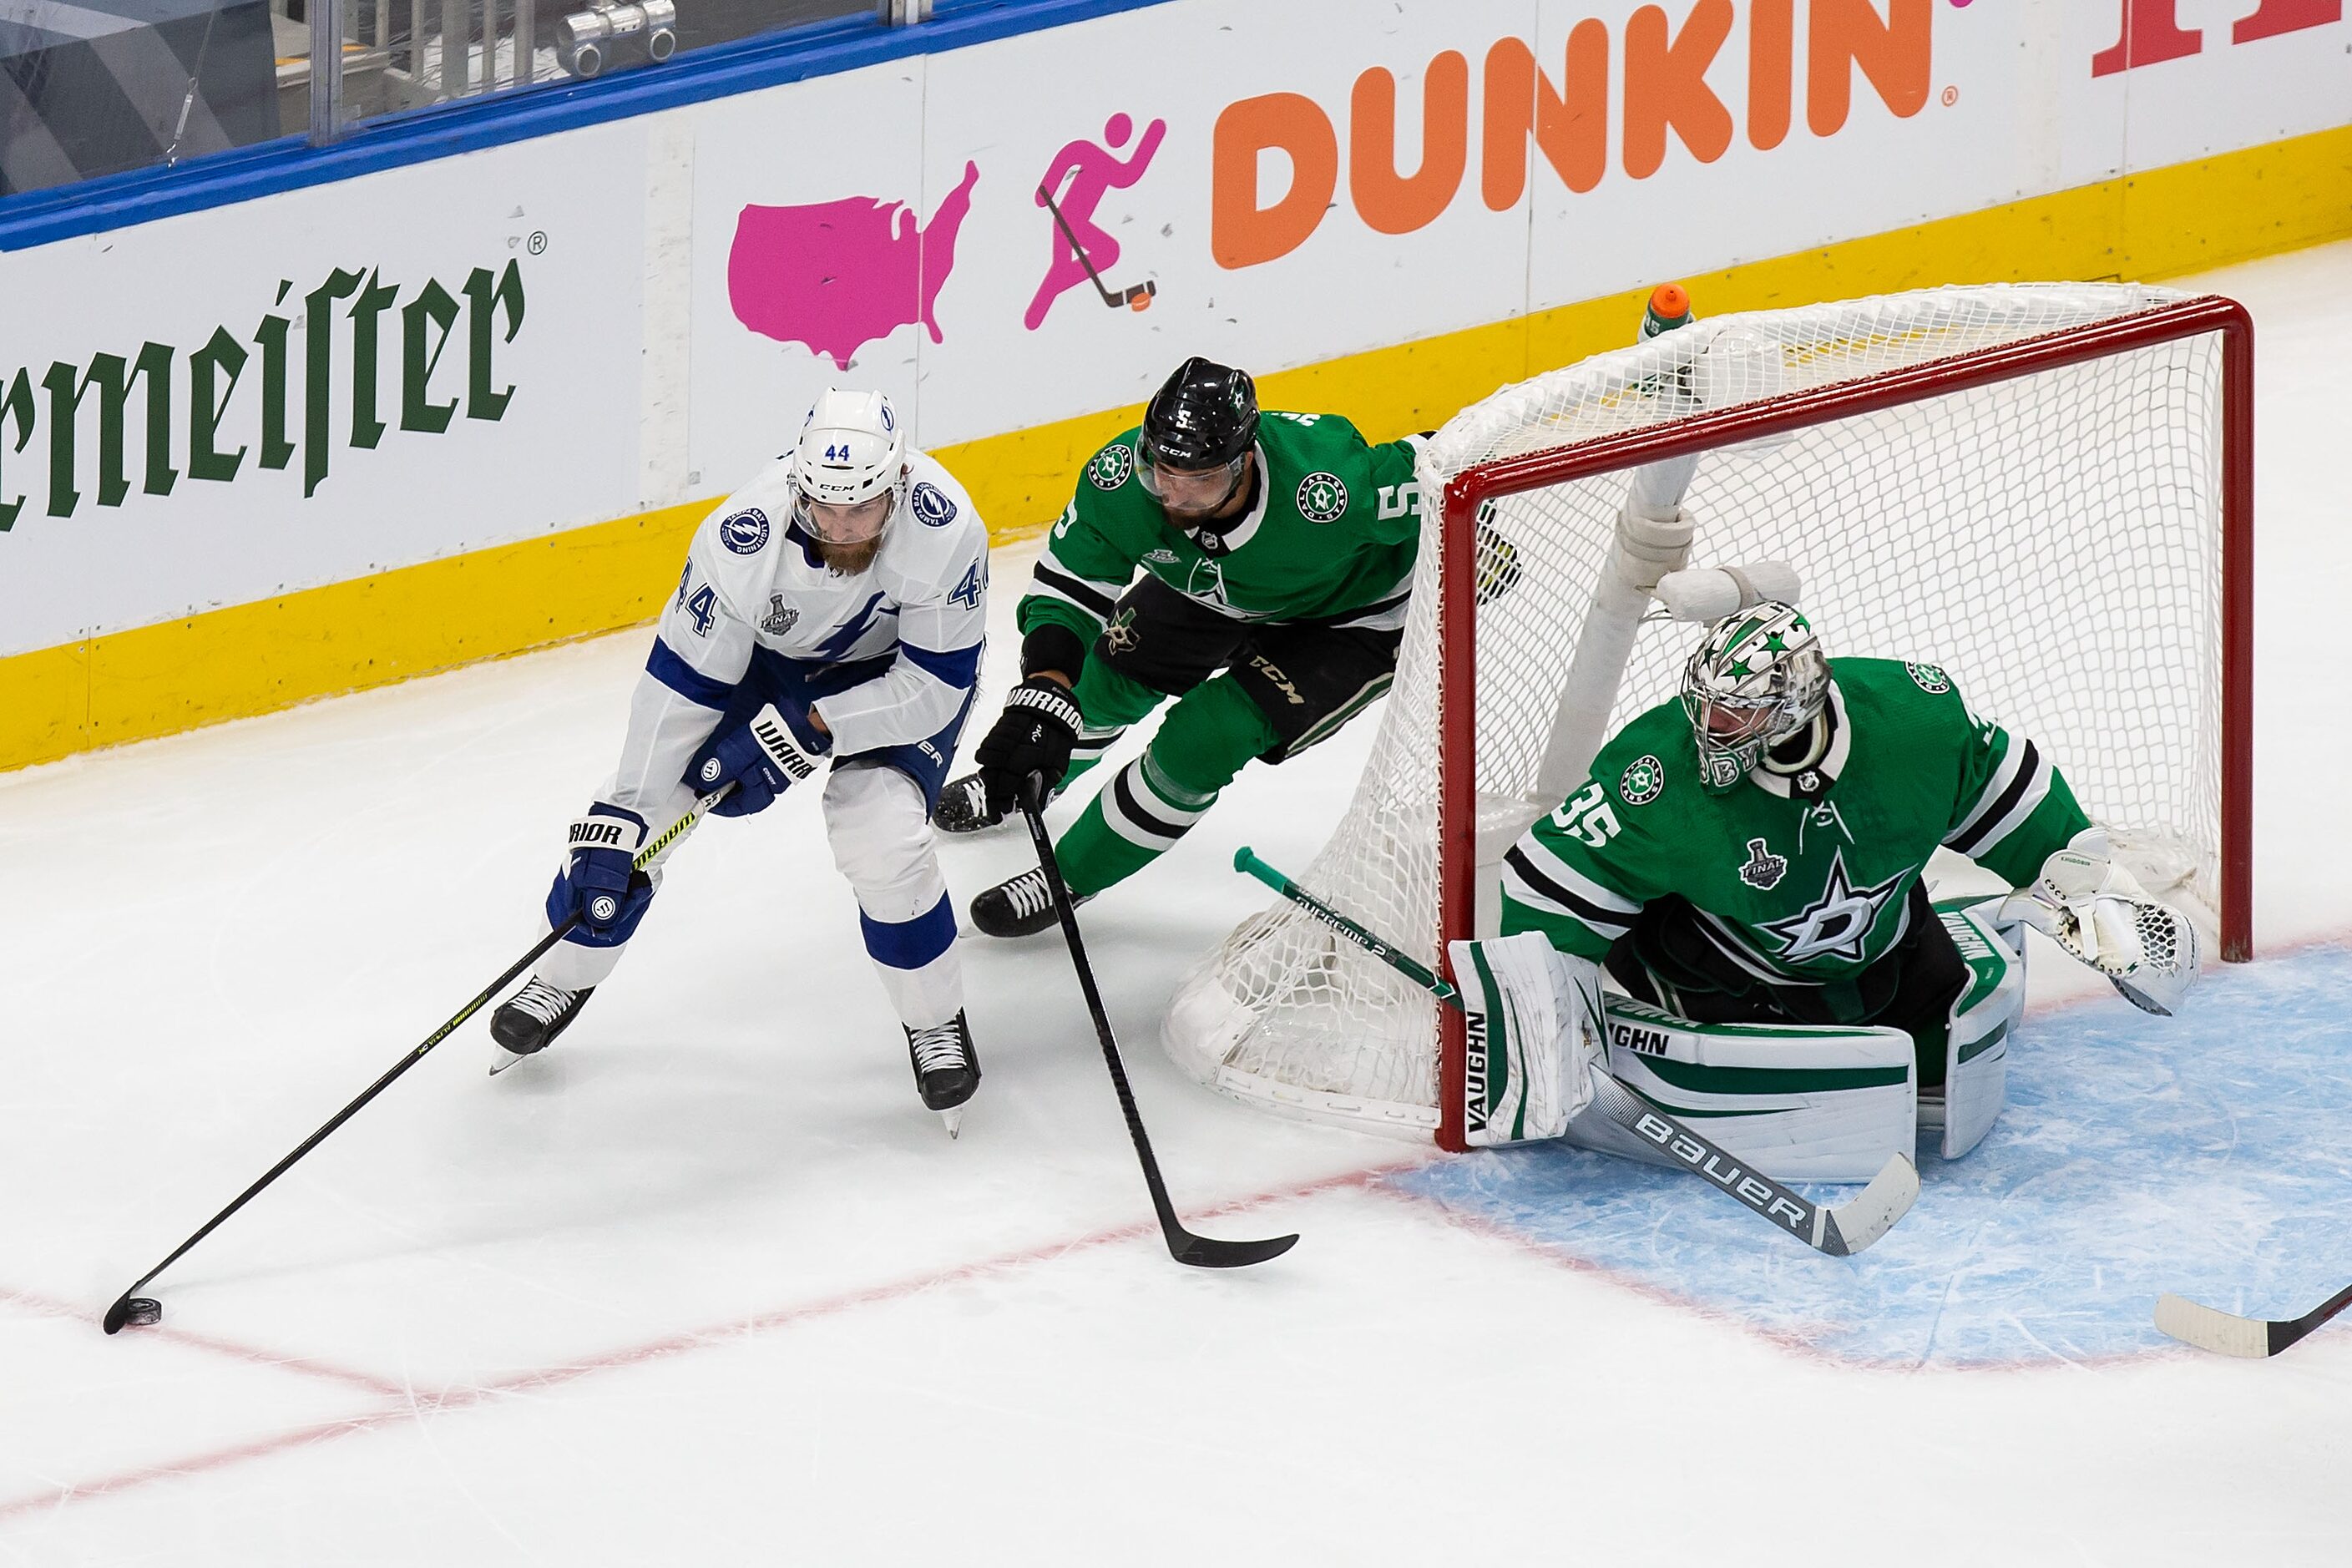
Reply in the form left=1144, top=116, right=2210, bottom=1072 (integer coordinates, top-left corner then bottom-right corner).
left=1998, top=827, right=2198, bottom=1015
left=1446, top=933, right=1606, bottom=1146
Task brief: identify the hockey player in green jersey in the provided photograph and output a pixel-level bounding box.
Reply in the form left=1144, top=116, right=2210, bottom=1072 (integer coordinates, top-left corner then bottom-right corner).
left=939, top=357, right=1428, bottom=937
left=1450, top=599, right=2200, bottom=1178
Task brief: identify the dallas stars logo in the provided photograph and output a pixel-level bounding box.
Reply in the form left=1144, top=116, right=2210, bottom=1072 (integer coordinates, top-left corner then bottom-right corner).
left=1090, top=445, right=1136, bottom=490
left=1757, top=848, right=1904, bottom=964
left=1296, top=471, right=1348, bottom=523
left=1103, top=608, right=1140, bottom=655
left=1618, top=754, right=1664, bottom=806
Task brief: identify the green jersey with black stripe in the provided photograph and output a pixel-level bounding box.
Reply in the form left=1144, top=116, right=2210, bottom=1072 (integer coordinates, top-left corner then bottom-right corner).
left=1020, top=412, right=1424, bottom=645
left=1500, top=657, right=2091, bottom=983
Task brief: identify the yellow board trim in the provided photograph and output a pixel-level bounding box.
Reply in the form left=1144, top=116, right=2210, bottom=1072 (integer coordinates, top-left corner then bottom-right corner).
left=4, top=124, right=2347, bottom=773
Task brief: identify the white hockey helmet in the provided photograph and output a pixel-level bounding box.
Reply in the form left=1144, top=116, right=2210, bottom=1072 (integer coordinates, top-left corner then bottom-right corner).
left=791, top=388, right=908, bottom=545
left=1679, top=601, right=1828, bottom=793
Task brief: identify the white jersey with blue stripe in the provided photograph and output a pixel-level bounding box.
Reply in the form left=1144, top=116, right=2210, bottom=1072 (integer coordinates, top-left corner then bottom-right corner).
left=604, top=448, right=988, bottom=819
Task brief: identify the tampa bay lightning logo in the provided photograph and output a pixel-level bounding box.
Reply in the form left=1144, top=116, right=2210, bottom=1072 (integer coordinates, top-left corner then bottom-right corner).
left=720, top=508, right=771, bottom=555
left=910, top=482, right=957, bottom=527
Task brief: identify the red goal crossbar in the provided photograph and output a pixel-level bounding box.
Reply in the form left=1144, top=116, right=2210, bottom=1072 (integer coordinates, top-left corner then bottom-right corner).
left=1433, top=294, right=2255, bottom=1152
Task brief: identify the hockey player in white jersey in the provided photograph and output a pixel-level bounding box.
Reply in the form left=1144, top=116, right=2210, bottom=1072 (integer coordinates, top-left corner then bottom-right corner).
left=491, top=389, right=992, bottom=1130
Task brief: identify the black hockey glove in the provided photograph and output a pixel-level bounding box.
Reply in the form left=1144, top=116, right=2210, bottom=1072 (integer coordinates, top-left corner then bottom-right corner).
left=974, top=676, right=1084, bottom=817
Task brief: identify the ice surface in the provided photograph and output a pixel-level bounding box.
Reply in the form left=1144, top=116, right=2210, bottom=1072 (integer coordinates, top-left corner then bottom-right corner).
left=3, top=242, right=2349, bottom=1565
left=1394, top=942, right=2352, bottom=1368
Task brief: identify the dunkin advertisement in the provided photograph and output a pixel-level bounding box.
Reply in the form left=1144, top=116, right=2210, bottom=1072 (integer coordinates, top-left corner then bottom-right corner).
left=1, top=0, right=2345, bottom=655
left=687, top=0, right=2351, bottom=469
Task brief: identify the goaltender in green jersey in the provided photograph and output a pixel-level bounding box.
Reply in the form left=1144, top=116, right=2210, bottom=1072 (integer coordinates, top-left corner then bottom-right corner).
left=1446, top=601, right=2202, bottom=1180
left=938, top=356, right=1429, bottom=938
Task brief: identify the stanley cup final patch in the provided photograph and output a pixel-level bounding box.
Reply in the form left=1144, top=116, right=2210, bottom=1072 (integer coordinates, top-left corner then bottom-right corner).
left=1737, top=837, right=1788, bottom=890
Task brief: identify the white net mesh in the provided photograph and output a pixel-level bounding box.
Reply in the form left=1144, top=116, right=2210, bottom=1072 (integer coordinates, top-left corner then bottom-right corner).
left=1163, top=283, right=2229, bottom=1137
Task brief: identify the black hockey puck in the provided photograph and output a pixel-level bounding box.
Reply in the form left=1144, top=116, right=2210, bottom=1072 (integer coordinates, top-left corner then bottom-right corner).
left=103, top=1296, right=163, bottom=1334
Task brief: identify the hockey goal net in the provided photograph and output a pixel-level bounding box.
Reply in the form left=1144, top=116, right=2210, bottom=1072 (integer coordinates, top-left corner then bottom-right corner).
left=1164, top=282, right=2253, bottom=1148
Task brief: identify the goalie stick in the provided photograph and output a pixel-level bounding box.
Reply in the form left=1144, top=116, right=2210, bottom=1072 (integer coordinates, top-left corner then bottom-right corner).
left=1020, top=781, right=1297, bottom=1269
left=102, top=787, right=731, bottom=1335
left=1233, top=847, right=1918, bottom=1257
left=2154, top=1285, right=2352, bottom=1359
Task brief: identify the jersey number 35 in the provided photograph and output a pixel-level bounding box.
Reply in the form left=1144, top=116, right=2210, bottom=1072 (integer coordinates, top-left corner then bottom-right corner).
left=1550, top=781, right=1621, bottom=848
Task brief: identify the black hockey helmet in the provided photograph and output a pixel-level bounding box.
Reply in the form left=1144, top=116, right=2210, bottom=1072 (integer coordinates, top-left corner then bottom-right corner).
left=1140, top=357, right=1257, bottom=474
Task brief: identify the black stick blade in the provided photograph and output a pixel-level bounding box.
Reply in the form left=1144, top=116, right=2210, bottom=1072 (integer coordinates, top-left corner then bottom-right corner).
left=1171, top=1232, right=1300, bottom=1270
left=103, top=1295, right=162, bottom=1335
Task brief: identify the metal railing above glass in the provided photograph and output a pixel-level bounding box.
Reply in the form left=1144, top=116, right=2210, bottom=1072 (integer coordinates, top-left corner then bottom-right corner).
left=0, top=0, right=928, bottom=200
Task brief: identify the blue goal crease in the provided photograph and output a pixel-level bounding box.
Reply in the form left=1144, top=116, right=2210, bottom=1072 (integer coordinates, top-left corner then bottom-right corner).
left=1383, top=943, right=2352, bottom=1370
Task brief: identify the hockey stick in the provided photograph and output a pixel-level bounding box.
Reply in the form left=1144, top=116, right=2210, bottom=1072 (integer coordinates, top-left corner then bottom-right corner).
left=2154, top=1284, right=2352, bottom=1358
left=1037, top=182, right=1156, bottom=311
left=102, top=787, right=731, bottom=1335
left=1019, top=778, right=1297, bottom=1268
left=1232, top=847, right=1917, bottom=1257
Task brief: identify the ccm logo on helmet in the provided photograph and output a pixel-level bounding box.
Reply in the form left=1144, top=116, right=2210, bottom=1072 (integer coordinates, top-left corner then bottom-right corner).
left=720, top=508, right=771, bottom=555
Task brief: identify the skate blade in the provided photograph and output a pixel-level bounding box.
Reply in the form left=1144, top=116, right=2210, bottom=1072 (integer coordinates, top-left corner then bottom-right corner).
left=938, top=1106, right=964, bottom=1139
left=488, top=1046, right=532, bottom=1076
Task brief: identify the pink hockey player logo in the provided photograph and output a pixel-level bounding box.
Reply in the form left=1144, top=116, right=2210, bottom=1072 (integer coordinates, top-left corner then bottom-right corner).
left=727, top=161, right=981, bottom=369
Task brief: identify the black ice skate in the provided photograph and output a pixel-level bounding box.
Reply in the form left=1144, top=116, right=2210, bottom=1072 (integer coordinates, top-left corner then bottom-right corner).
left=931, top=772, right=1002, bottom=835
left=970, top=866, right=1088, bottom=939
left=489, top=979, right=594, bottom=1074
left=934, top=772, right=1065, bottom=834
left=905, top=1010, right=982, bottom=1137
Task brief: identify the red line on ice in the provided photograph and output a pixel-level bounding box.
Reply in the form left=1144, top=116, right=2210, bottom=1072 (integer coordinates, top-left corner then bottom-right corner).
left=0, top=1156, right=1428, bottom=1524
left=0, top=1284, right=406, bottom=1399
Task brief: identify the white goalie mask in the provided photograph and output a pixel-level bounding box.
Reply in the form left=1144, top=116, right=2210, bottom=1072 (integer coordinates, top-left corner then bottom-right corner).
left=1680, top=601, right=1829, bottom=793
left=791, top=388, right=908, bottom=547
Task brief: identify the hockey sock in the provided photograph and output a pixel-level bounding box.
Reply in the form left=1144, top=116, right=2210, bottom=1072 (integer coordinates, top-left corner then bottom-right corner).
left=1052, top=679, right=1274, bottom=898
left=1061, top=653, right=1175, bottom=787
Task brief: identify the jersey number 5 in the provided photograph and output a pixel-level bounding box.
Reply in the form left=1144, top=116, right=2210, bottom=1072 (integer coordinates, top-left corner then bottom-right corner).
left=1550, top=781, right=1620, bottom=848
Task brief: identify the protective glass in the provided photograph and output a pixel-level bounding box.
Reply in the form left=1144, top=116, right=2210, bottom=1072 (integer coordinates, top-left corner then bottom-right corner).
left=1137, top=448, right=1247, bottom=514
left=796, top=488, right=894, bottom=545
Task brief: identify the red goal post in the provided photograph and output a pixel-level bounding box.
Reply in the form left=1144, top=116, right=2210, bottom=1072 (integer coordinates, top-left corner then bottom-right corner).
left=1434, top=293, right=2253, bottom=1151
left=1160, top=284, right=2252, bottom=1151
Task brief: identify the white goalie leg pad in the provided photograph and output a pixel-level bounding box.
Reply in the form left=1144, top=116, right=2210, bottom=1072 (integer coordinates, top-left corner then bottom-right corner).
left=1563, top=999, right=1915, bottom=1183
left=1934, top=900, right=2028, bottom=1160
left=824, top=763, right=964, bottom=1029
left=1447, top=933, right=1603, bottom=1146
